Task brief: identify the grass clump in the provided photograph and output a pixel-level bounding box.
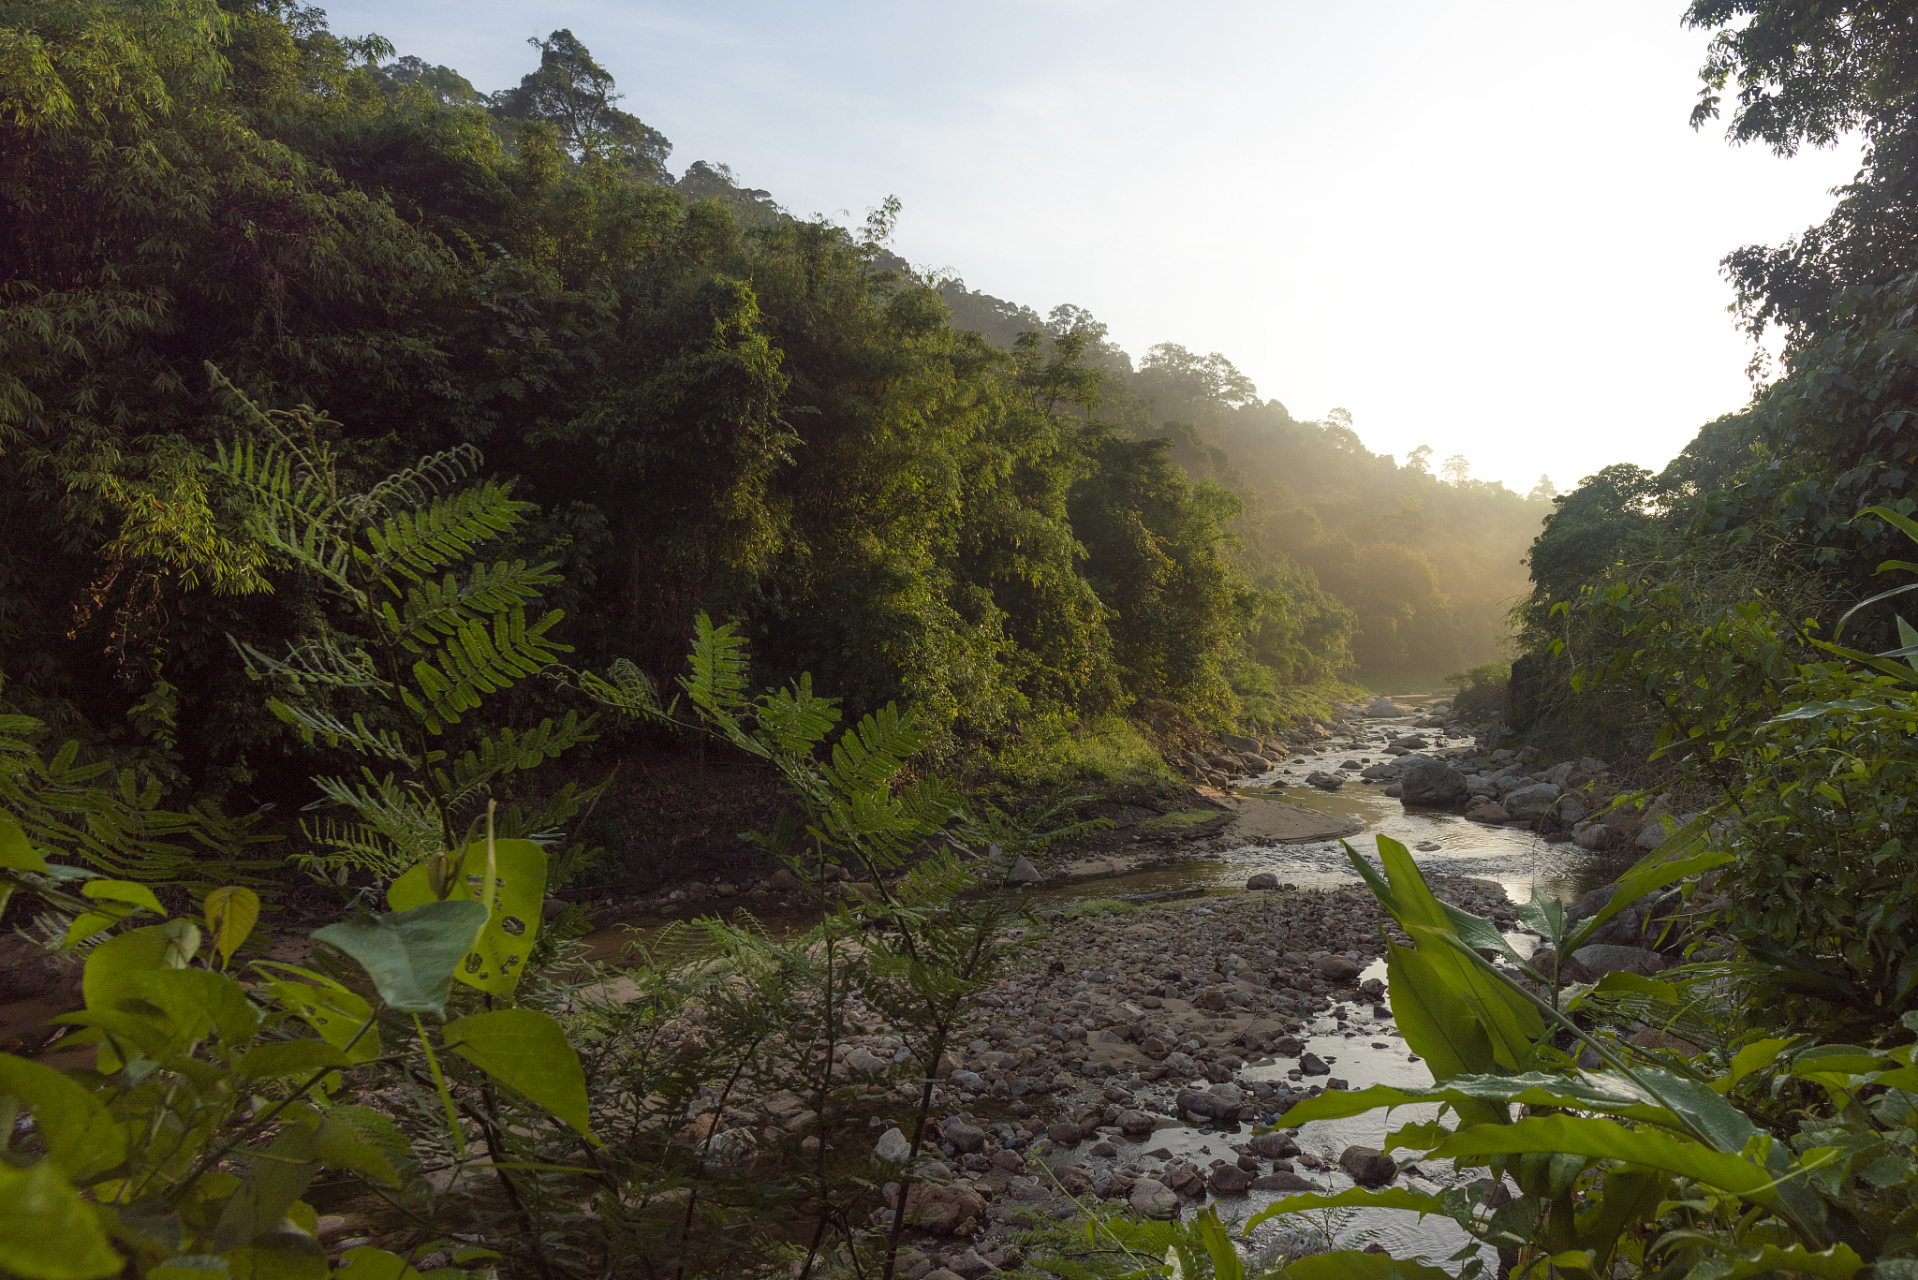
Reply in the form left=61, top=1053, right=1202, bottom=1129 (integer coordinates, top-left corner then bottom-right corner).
left=982, top=713, right=1176, bottom=791
left=1136, top=809, right=1230, bottom=834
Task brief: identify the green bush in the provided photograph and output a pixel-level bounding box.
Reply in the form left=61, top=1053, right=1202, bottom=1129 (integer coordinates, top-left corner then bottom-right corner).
left=1445, top=659, right=1510, bottom=718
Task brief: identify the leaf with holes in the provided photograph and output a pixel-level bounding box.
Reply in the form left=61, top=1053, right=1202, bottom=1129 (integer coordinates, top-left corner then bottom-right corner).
left=387, top=839, right=544, bottom=997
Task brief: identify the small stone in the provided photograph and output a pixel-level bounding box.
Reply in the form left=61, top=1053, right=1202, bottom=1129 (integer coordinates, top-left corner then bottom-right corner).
left=1246, top=872, right=1280, bottom=890
left=991, top=1149, right=1025, bottom=1171
left=1090, top=1141, right=1118, bottom=1157
left=1118, top=1109, right=1155, bottom=1134
left=1251, top=1131, right=1300, bottom=1158
left=1047, top=1122, right=1082, bottom=1146
left=1299, top=1052, right=1330, bottom=1076
left=901, top=1184, right=989, bottom=1235
left=1314, top=955, right=1362, bottom=982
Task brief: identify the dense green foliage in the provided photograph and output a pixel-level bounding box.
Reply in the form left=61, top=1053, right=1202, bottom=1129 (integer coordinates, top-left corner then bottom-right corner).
left=0, top=0, right=1544, bottom=849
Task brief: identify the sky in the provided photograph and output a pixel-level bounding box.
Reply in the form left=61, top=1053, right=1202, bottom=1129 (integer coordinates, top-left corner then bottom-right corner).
left=321, top=0, right=1864, bottom=495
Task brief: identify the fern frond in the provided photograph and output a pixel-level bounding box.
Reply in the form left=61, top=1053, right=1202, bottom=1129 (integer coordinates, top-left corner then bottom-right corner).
left=753, top=674, right=840, bottom=759
left=384, top=560, right=561, bottom=652
left=362, top=478, right=534, bottom=586
left=231, top=634, right=387, bottom=692
left=409, top=608, right=570, bottom=731
left=825, top=703, right=925, bottom=793
left=431, top=713, right=597, bottom=809
left=571, top=659, right=675, bottom=722
left=308, top=771, right=444, bottom=863
left=680, top=614, right=753, bottom=731
left=262, top=700, right=417, bottom=764
left=212, top=436, right=365, bottom=604
left=355, top=444, right=484, bottom=520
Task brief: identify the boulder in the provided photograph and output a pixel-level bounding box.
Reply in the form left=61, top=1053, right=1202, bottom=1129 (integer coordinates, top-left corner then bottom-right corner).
left=1314, top=954, right=1362, bottom=982
left=1208, top=1163, right=1255, bottom=1194
left=902, top=1184, right=988, bottom=1235
left=1557, top=796, right=1588, bottom=825
left=943, top=1121, right=986, bottom=1154
left=1399, top=760, right=1468, bottom=807
left=949, top=1070, right=987, bottom=1092
left=1129, top=1178, right=1181, bottom=1219
left=1463, top=797, right=1510, bottom=824
left=1299, top=1052, right=1331, bottom=1076
left=1339, top=1146, right=1397, bottom=1186
left=1572, top=822, right=1610, bottom=851
left=1567, top=944, right=1667, bottom=980
left=1305, top=771, right=1345, bottom=791
left=1253, top=1171, right=1319, bottom=1191
left=1118, top=1109, right=1155, bottom=1134
left=1047, top=1121, right=1082, bottom=1146
left=1504, top=783, right=1562, bottom=819
left=1251, top=1131, right=1301, bottom=1158
left=1006, top=856, right=1042, bottom=884
left=873, top=1127, right=912, bottom=1164
left=1367, top=696, right=1413, bottom=716
left=1246, top=871, right=1280, bottom=890
left=1221, top=733, right=1263, bottom=754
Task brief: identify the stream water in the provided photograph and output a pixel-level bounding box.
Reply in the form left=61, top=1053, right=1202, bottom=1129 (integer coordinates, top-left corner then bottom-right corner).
left=1007, top=704, right=1622, bottom=1271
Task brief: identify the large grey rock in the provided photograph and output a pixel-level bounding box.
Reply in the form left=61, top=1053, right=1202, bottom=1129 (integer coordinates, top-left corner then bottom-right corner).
left=873, top=1127, right=912, bottom=1164
left=1572, top=823, right=1612, bottom=851
left=1251, top=1131, right=1301, bottom=1158
left=1006, top=855, right=1042, bottom=884
left=1129, top=1178, right=1181, bottom=1219
left=1635, top=821, right=1671, bottom=851
left=943, top=1121, right=986, bottom=1153
left=1299, top=1052, right=1330, bottom=1076
left=1400, top=759, right=1468, bottom=807
left=1339, top=1146, right=1398, bottom=1186
left=1568, top=945, right=1667, bottom=980
left=1222, top=734, right=1263, bottom=754
left=1305, top=771, right=1345, bottom=791
left=1209, top=1163, right=1255, bottom=1194
left=1464, top=797, right=1510, bottom=824
left=1314, top=954, right=1363, bottom=982
left=902, top=1184, right=987, bottom=1235
left=1558, top=796, right=1588, bottom=825
left=1504, top=783, right=1562, bottom=819
left=1367, top=696, right=1413, bottom=716
left=1246, top=871, right=1280, bottom=890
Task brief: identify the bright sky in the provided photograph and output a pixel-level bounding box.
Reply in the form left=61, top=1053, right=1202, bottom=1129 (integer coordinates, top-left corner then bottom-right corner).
left=324, top=0, right=1864, bottom=495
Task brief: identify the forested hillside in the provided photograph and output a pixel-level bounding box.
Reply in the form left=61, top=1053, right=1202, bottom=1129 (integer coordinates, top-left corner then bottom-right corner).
left=0, top=0, right=1542, bottom=838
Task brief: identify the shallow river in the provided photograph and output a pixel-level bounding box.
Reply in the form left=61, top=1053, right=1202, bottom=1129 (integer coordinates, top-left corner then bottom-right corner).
left=1013, top=711, right=1623, bottom=1271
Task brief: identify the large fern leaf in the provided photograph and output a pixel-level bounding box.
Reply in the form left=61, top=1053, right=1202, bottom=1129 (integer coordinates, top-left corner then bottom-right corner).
left=385, top=560, right=561, bottom=653
left=408, top=608, right=570, bottom=731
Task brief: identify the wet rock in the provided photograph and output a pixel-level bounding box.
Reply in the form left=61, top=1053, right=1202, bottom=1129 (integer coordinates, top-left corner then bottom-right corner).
left=944, top=1121, right=985, bottom=1154
left=1270, top=1036, right=1304, bottom=1057
left=1464, top=797, right=1510, bottom=824
left=1246, top=872, right=1280, bottom=891
left=1251, top=1131, right=1300, bottom=1159
left=1504, top=783, right=1562, bottom=819
left=1314, top=954, right=1362, bottom=982
left=1298, top=1052, right=1330, bottom=1076
left=1209, top=1163, right=1254, bottom=1195
left=1129, top=1178, right=1180, bottom=1219
left=1572, top=823, right=1612, bottom=850
left=902, top=1184, right=988, bottom=1235
left=1400, top=760, right=1468, bottom=807
left=1118, top=1110, right=1155, bottom=1134
left=1305, top=771, right=1345, bottom=791
left=1046, top=1122, right=1082, bottom=1146
left=1253, top=1171, right=1319, bottom=1191
left=1339, top=1146, right=1397, bottom=1186
left=1090, top=1141, right=1118, bottom=1157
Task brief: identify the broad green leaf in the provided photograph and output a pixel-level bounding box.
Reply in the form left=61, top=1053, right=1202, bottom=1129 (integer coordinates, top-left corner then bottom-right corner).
left=314, top=1114, right=401, bottom=1187
left=1687, top=1243, right=1864, bottom=1280
left=0, top=811, right=48, bottom=872
left=1432, top=1115, right=1785, bottom=1210
left=254, top=963, right=380, bottom=1064
left=311, top=900, right=488, bottom=1015
left=204, top=887, right=260, bottom=967
left=236, top=1040, right=351, bottom=1081
left=148, top=1257, right=230, bottom=1280
left=333, top=1248, right=422, bottom=1280
left=0, top=1160, right=121, bottom=1280
left=1278, top=1072, right=1690, bottom=1134
left=1571, top=1165, right=1666, bottom=1271
left=212, top=1127, right=318, bottom=1252
left=1563, top=845, right=1733, bottom=951
left=83, top=921, right=196, bottom=1008
left=81, top=879, right=165, bottom=916
left=1715, top=1037, right=1796, bottom=1094
left=1384, top=942, right=1498, bottom=1085
left=62, top=911, right=126, bottom=949
left=1281, top=1250, right=1454, bottom=1280
left=0, top=1054, right=126, bottom=1181
left=221, top=1235, right=327, bottom=1280
left=1244, top=1186, right=1448, bottom=1233
left=440, top=1008, right=594, bottom=1139
left=387, top=838, right=545, bottom=998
